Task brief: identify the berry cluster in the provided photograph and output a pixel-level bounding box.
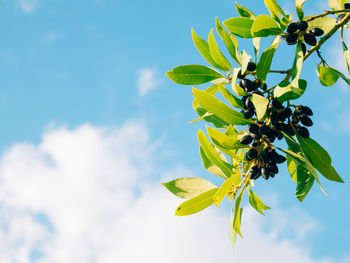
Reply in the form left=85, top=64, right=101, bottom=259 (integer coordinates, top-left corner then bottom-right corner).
left=285, top=20, right=324, bottom=54
left=236, top=63, right=314, bottom=180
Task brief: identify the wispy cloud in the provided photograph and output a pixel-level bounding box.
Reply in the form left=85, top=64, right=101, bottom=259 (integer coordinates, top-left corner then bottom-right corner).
left=0, top=121, right=347, bottom=262
left=18, top=0, right=39, bottom=13
left=137, top=67, right=160, bottom=96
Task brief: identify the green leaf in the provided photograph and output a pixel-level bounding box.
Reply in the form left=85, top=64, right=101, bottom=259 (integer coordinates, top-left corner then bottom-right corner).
left=274, top=79, right=307, bottom=102
left=200, top=147, right=227, bottom=179
left=278, top=147, right=326, bottom=195
left=162, top=177, right=217, bottom=199
left=253, top=37, right=261, bottom=60
left=250, top=93, right=269, bottom=121
left=216, top=18, right=241, bottom=64
left=175, top=187, right=218, bottom=216
left=208, top=29, right=232, bottom=71
left=307, top=16, right=336, bottom=35
left=219, top=85, right=244, bottom=109
left=223, top=17, right=255, bottom=38
left=228, top=206, right=238, bottom=248
left=166, top=65, right=225, bottom=85
left=241, top=50, right=252, bottom=75
left=251, top=14, right=283, bottom=37
left=342, top=40, right=350, bottom=75
left=196, top=107, right=229, bottom=129
left=207, top=126, right=246, bottom=157
left=231, top=68, right=248, bottom=96
left=193, top=88, right=255, bottom=125
left=264, top=0, right=288, bottom=27
left=297, top=136, right=344, bottom=183
left=248, top=188, right=270, bottom=215
left=193, top=84, right=221, bottom=109
left=291, top=42, right=304, bottom=80
left=233, top=189, right=244, bottom=238
left=256, top=39, right=281, bottom=81
left=285, top=135, right=315, bottom=201
left=198, top=130, right=237, bottom=179
left=191, top=29, right=227, bottom=71
left=296, top=0, right=306, bottom=20
left=235, top=2, right=256, bottom=18
left=316, top=64, right=350, bottom=86
left=213, top=173, right=241, bottom=206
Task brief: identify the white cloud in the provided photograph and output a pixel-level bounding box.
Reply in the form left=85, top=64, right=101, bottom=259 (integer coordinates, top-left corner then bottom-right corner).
left=0, top=121, right=348, bottom=262
left=136, top=67, right=160, bottom=96
left=18, top=0, right=39, bottom=13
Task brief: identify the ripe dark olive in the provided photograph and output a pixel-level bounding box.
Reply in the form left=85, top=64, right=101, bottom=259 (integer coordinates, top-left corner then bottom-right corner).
left=300, top=106, right=313, bottom=116
left=286, top=33, right=298, bottom=45
left=245, top=98, right=254, bottom=110
left=271, top=99, right=284, bottom=110
left=249, top=165, right=261, bottom=180
left=345, top=3, right=350, bottom=9
left=336, top=14, right=345, bottom=23
left=287, top=22, right=298, bottom=34
left=247, top=124, right=260, bottom=135
left=276, top=155, right=287, bottom=164
left=261, top=167, right=270, bottom=180
left=270, top=114, right=280, bottom=126
left=275, top=131, right=284, bottom=140
left=269, top=149, right=279, bottom=163
left=279, top=107, right=292, bottom=121
left=297, top=20, right=308, bottom=31
left=259, top=125, right=272, bottom=136
left=240, top=134, right=253, bottom=145
left=237, top=69, right=246, bottom=79
left=304, top=33, right=317, bottom=46
left=265, top=133, right=276, bottom=143
left=267, top=163, right=279, bottom=174
left=301, top=42, right=307, bottom=56
left=300, top=115, right=313, bottom=127
left=247, top=148, right=258, bottom=160
left=242, top=108, right=255, bottom=119
left=253, top=79, right=262, bottom=88
left=239, top=79, right=255, bottom=92
left=262, top=147, right=271, bottom=162
left=252, top=141, right=260, bottom=148
left=247, top=62, right=257, bottom=71
left=281, top=123, right=295, bottom=136
left=261, top=83, right=267, bottom=91
left=310, top=28, right=324, bottom=37
left=296, top=126, right=310, bottom=138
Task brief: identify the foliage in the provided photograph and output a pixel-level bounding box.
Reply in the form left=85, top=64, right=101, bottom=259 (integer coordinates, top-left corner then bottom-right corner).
left=163, top=0, right=350, bottom=248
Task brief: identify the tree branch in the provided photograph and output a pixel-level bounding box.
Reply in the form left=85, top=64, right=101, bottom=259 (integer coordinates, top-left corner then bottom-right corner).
left=306, top=9, right=350, bottom=22
left=303, top=12, right=350, bottom=61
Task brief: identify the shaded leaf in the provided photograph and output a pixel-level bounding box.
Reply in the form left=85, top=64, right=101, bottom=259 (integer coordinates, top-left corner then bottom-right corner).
left=233, top=189, right=244, bottom=237
left=213, top=173, right=241, bottom=206
left=274, top=79, right=307, bottom=102
left=257, top=39, right=281, bottom=81
left=235, top=2, right=256, bottom=18
left=196, top=107, right=229, bottom=128
left=208, top=29, right=232, bottom=71
left=193, top=84, right=221, bottom=109
left=219, top=85, right=244, bottom=109
left=251, top=93, right=269, bottom=121
left=316, top=64, right=350, bottom=86
left=307, top=16, right=336, bottom=35
left=296, top=0, right=306, bottom=20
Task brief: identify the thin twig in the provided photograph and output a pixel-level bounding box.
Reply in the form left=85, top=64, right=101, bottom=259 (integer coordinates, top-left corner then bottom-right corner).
left=305, top=9, right=350, bottom=22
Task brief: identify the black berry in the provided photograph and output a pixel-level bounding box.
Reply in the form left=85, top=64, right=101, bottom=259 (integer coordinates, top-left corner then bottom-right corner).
left=286, top=33, right=298, bottom=45
left=300, top=106, right=313, bottom=116
left=261, top=83, right=267, bottom=91
left=301, top=42, right=307, bottom=55
left=297, top=20, right=308, bottom=31
left=287, top=22, right=298, bottom=34
left=247, top=62, right=257, bottom=72
left=247, top=124, right=260, bottom=136
left=310, top=28, right=324, bottom=37
left=276, top=155, right=287, bottom=164
left=297, top=126, right=310, bottom=138
left=345, top=3, right=350, bottom=9
left=253, top=79, right=262, bottom=88
left=249, top=165, right=261, bottom=180
left=336, top=14, right=346, bottom=23
left=240, top=135, right=253, bottom=145
left=304, top=33, right=317, bottom=46
left=239, top=79, right=255, bottom=92
left=267, top=163, right=279, bottom=174
left=300, top=115, right=313, bottom=127
left=247, top=148, right=258, bottom=160
left=242, top=108, right=255, bottom=119
left=271, top=99, right=284, bottom=110
left=261, top=167, right=270, bottom=180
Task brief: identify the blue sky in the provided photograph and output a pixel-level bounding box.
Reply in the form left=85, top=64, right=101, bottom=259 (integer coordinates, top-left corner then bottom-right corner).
left=0, top=0, right=349, bottom=262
